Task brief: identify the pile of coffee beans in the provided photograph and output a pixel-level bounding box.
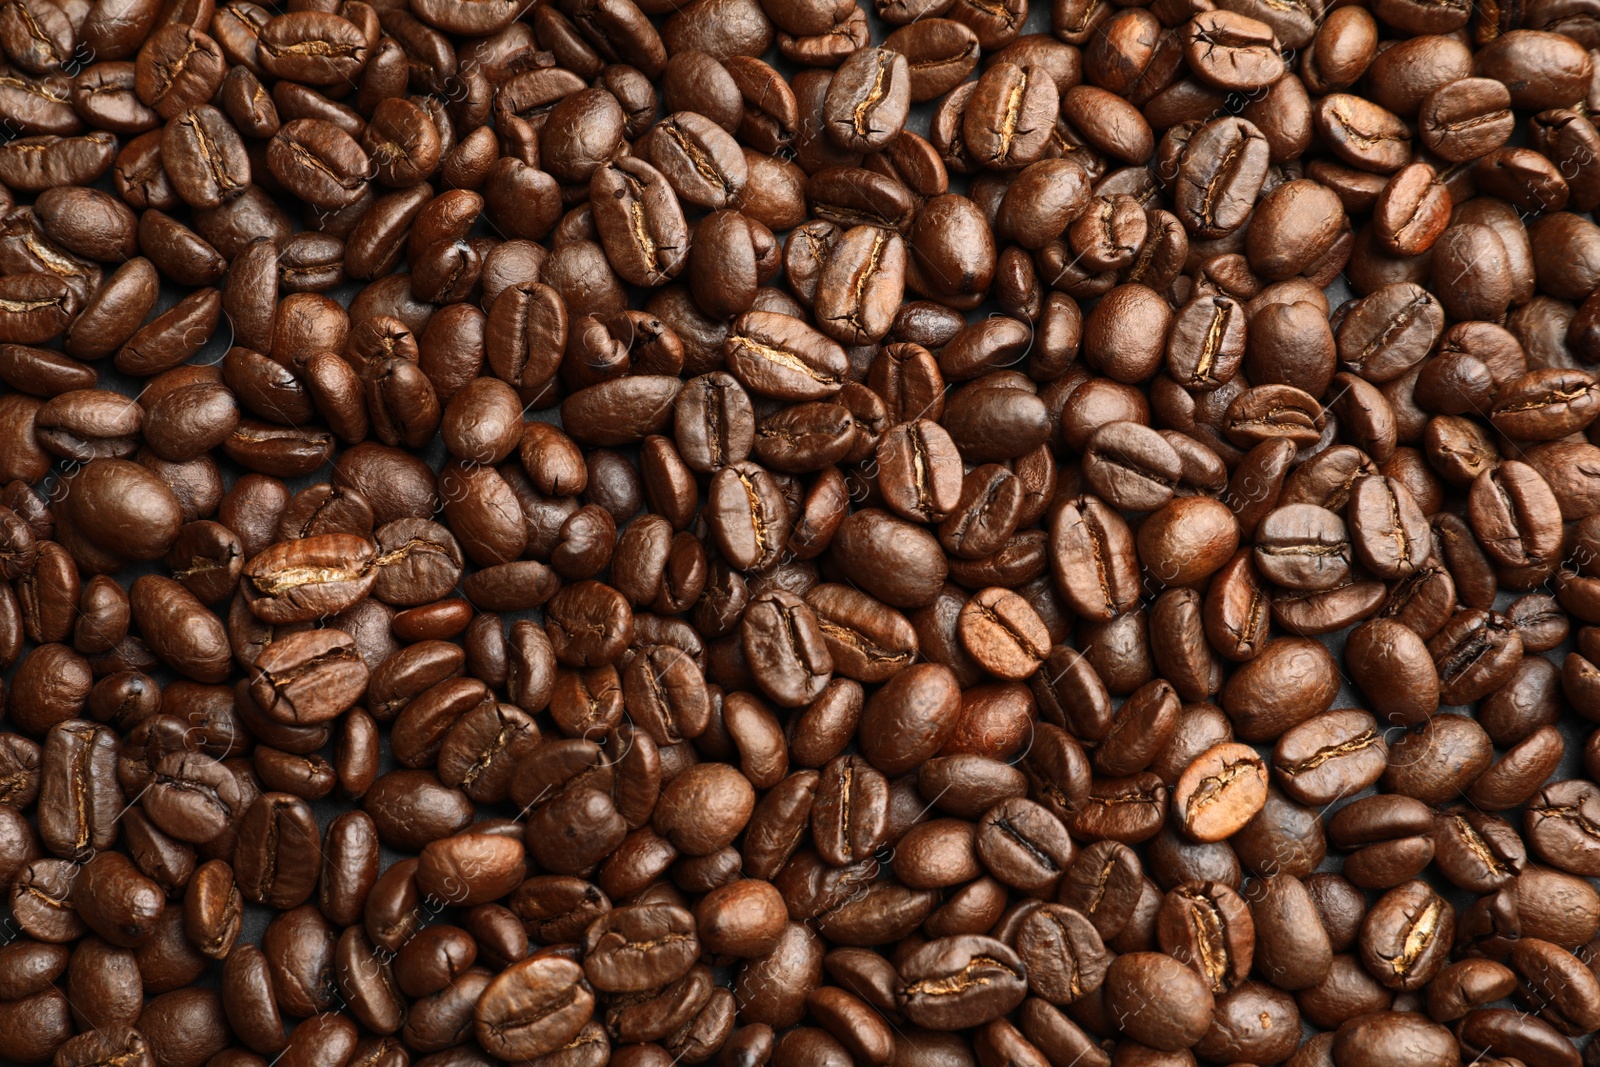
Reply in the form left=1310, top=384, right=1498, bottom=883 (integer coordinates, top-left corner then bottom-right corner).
left=5, top=0, right=1600, bottom=1062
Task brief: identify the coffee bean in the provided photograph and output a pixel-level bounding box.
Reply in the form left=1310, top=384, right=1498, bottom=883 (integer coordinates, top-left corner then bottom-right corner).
left=1048, top=495, right=1140, bottom=622
left=1184, top=11, right=1285, bottom=91
left=475, top=955, right=595, bottom=1060
left=725, top=310, right=848, bottom=402
left=235, top=793, right=321, bottom=909
left=1156, top=880, right=1253, bottom=993
left=957, top=587, right=1049, bottom=680
left=821, top=47, right=910, bottom=154
left=875, top=418, right=963, bottom=523
left=1359, top=879, right=1454, bottom=990
left=1106, top=951, right=1216, bottom=1050
left=239, top=533, right=378, bottom=625
left=650, top=112, right=748, bottom=210
left=267, top=119, right=369, bottom=209
left=1250, top=874, right=1333, bottom=991
left=897, top=936, right=1027, bottom=1029
left=1173, top=742, right=1269, bottom=841
left=591, top=157, right=689, bottom=288
left=974, top=796, right=1074, bottom=893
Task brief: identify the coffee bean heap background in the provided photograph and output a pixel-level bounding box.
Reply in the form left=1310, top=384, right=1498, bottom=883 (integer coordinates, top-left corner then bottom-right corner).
left=0, top=0, right=1599, bottom=1064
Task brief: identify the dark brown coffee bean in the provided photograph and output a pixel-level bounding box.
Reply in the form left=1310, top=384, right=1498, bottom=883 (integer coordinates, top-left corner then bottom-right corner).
left=898, top=936, right=1027, bottom=1029
left=1104, top=951, right=1216, bottom=1050
left=1359, top=879, right=1454, bottom=991
left=1348, top=474, right=1431, bottom=579
left=590, top=156, right=688, bottom=287
left=267, top=119, right=370, bottom=209
left=725, top=311, right=848, bottom=402
left=821, top=47, right=910, bottom=154
left=1183, top=11, right=1284, bottom=91
left=475, top=955, right=595, bottom=1060
left=1048, top=495, right=1139, bottom=622
left=1176, top=117, right=1270, bottom=239
left=1429, top=609, right=1523, bottom=707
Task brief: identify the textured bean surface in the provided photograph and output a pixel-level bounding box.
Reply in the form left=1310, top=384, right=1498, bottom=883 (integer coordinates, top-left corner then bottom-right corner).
left=0, top=0, right=1597, bottom=1065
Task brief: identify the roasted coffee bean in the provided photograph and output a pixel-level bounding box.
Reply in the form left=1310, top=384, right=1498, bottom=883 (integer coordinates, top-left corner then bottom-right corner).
left=1273, top=709, right=1388, bottom=805
left=1429, top=609, right=1523, bottom=706
left=897, top=936, right=1027, bottom=1029
left=251, top=628, right=368, bottom=725
left=1252, top=504, right=1349, bottom=592
left=1048, top=495, right=1139, bottom=622
left=235, top=793, right=321, bottom=909
left=1156, top=880, right=1253, bottom=993
left=832, top=508, right=948, bottom=609
left=591, top=157, right=689, bottom=288
left=859, top=662, right=962, bottom=774
left=1425, top=958, right=1516, bottom=1023
left=1173, top=742, right=1268, bottom=842
left=267, top=119, right=370, bottom=209
left=876, top=418, right=963, bottom=523
left=145, top=752, right=243, bottom=845
left=241, top=534, right=378, bottom=624
left=1345, top=618, right=1440, bottom=726
left=1359, top=879, right=1454, bottom=991
left=974, top=796, right=1073, bottom=893
left=38, top=720, right=122, bottom=860
left=1348, top=475, right=1431, bottom=579
left=725, top=311, right=847, bottom=402
left=475, top=955, right=595, bottom=1059
left=1082, top=422, right=1180, bottom=512
left=583, top=902, right=701, bottom=993
left=822, top=47, right=910, bottom=154
left=1221, top=636, right=1339, bottom=741
left=1104, top=951, right=1216, bottom=1050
